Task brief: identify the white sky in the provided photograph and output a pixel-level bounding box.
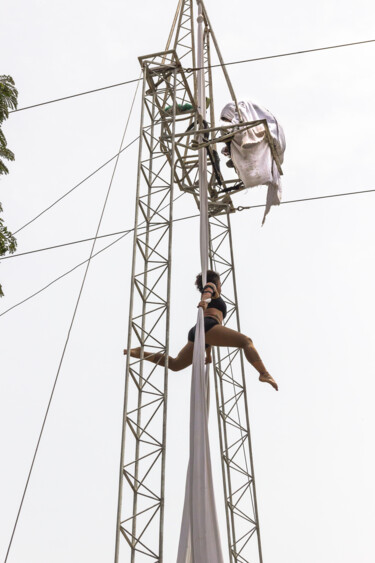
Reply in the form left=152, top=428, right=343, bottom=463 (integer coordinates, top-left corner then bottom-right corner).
left=1, top=0, right=375, bottom=562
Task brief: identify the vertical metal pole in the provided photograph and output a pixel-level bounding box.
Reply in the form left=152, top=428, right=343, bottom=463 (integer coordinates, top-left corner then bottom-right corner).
left=114, top=68, right=147, bottom=563
left=209, top=219, right=235, bottom=563
left=165, top=0, right=183, bottom=53
left=130, top=91, right=156, bottom=563
left=190, top=0, right=198, bottom=107
left=159, top=67, right=177, bottom=562
left=197, top=0, right=208, bottom=282
left=215, top=341, right=238, bottom=560
left=205, top=31, right=216, bottom=134
left=201, top=0, right=242, bottom=120
left=227, top=211, right=263, bottom=563
left=197, top=1, right=205, bottom=119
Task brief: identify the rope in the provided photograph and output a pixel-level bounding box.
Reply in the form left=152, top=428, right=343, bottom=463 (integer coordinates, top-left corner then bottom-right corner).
left=9, top=38, right=375, bottom=115
left=13, top=135, right=139, bottom=235
left=0, top=231, right=131, bottom=317
left=2, top=187, right=375, bottom=263
left=189, top=38, right=375, bottom=72
left=235, top=187, right=375, bottom=211
left=0, top=229, right=134, bottom=260
left=3, top=78, right=140, bottom=562
left=9, top=78, right=141, bottom=114
left=0, top=193, right=187, bottom=318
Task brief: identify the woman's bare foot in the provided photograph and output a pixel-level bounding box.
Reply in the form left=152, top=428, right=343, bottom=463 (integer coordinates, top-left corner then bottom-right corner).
left=259, top=372, right=278, bottom=391
left=123, top=347, right=141, bottom=359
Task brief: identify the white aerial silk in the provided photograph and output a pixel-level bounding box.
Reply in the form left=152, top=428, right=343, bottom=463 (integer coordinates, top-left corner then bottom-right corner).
left=176, top=309, right=223, bottom=562
left=220, top=100, right=286, bottom=224
left=177, top=4, right=224, bottom=561
left=176, top=188, right=224, bottom=561
left=176, top=108, right=224, bottom=563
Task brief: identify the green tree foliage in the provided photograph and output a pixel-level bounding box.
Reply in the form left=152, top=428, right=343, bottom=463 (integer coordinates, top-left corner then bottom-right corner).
left=0, top=75, right=18, bottom=297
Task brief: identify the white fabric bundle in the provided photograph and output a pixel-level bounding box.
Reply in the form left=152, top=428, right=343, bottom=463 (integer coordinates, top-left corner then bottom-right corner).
left=176, top=310, right=223, bottom=562
left=177, top=148, right=224, bottom=562
left=220, top=100, right=286, bottom=224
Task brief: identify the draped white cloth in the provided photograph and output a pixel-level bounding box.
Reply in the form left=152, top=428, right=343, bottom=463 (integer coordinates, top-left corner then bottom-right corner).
left=177, top=5, right=224, bottom=561
left=176, top=132, right=224, bottom=562
left=176, top=310, right=223, bottom=562
left=220, top=100, right=286, bottom=224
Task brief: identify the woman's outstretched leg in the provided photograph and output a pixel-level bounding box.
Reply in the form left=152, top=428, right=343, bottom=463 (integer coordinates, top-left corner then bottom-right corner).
left=123, top=342, right=194, bottom=372
left=205, top=325, right=278, bottom=390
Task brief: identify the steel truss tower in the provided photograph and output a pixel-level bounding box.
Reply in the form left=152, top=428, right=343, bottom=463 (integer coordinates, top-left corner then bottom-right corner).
left=115, top=1, right=281, bottom=561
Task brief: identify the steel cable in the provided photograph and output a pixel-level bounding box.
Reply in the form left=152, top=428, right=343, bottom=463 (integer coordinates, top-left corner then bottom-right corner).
left=9, top=39, right=375, bottom=115
left=2, top=187, right=375, bottom=263
left=3, top=77, right=141, bottom=562
left=13, top=135, right=139, bottom=236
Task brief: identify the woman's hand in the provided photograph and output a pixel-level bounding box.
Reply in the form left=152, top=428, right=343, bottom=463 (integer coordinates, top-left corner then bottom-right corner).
left=198, top=300, right=208, bottom=310
left=203, top=282, right=219, bottom=299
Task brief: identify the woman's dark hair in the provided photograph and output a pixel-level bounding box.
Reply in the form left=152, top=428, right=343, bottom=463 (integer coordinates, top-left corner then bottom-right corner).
left=195, top=270, right=220, bottom=293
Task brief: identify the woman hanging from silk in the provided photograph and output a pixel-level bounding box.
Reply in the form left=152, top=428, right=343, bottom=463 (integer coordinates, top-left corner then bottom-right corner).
left=124, top=270, right=278, bottom=391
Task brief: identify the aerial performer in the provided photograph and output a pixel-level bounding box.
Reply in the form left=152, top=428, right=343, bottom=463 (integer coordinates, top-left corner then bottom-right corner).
left=124, top=270, right=278, bottom=391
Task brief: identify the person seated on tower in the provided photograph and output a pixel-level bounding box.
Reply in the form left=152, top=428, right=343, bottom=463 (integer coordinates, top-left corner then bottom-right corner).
left=124, top=270, right=278, bottom=391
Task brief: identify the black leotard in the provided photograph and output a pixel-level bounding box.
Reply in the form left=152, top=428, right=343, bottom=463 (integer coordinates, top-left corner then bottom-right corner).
left=206, top=296, right=227, bottom=319
left=187, top=295, right=227, bottom=347
left=188, top=317, right=218, bottom=347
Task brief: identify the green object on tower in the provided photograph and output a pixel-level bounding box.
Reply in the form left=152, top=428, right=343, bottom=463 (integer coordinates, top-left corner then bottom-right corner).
left=164, top=102, right=194, bottom=114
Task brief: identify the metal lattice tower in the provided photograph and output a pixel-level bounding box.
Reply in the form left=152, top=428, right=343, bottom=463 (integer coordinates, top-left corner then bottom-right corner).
left=115, top=1, right=281, bottom=560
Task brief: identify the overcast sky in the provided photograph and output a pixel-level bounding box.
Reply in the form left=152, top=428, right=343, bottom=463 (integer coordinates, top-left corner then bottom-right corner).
left=1, top=1, right=375, bottom=562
